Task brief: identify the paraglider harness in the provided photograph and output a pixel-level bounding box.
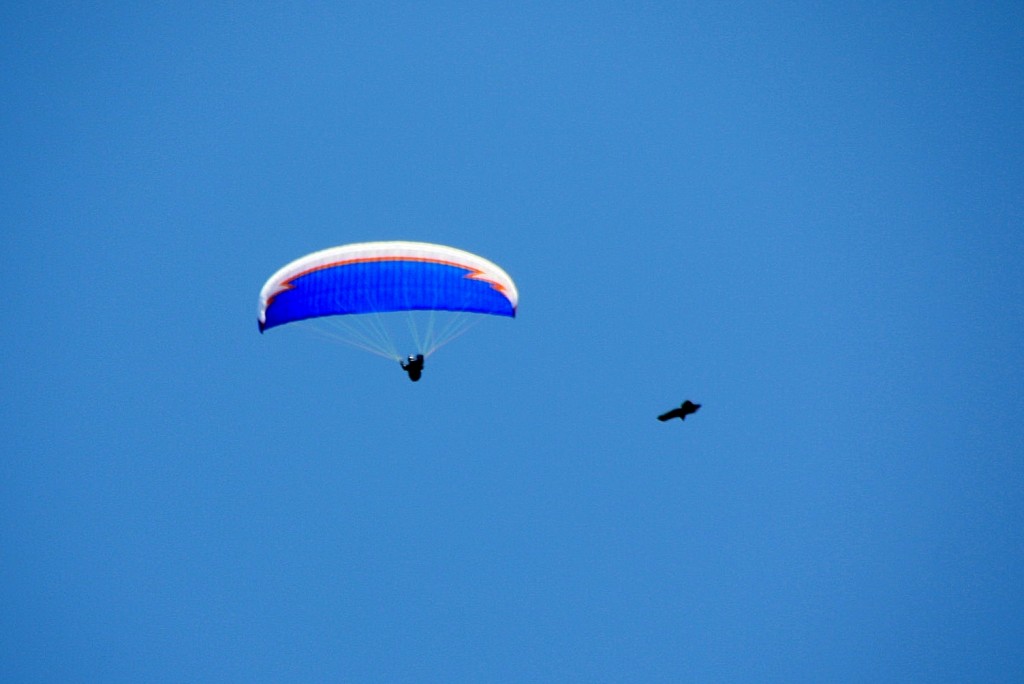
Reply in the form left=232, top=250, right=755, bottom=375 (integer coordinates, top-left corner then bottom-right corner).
left=400, top=354, right=425, bottom=382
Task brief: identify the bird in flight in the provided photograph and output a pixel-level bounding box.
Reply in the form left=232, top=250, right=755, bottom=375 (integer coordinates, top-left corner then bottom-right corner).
left=658, top=400, right=701, bottom=422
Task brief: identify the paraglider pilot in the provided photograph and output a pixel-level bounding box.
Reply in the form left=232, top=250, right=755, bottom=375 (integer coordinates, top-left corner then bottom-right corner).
left=400, top=354, right=425, bottom=382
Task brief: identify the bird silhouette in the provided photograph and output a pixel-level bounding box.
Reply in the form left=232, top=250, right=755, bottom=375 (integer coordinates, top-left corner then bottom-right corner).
left=658, top=400, right=701, bottom=422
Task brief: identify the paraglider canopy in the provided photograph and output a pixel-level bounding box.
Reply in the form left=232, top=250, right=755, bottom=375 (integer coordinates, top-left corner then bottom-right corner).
left=259, top=241, right=518, bottom=332
left=258, top=241, right=518, bottom=362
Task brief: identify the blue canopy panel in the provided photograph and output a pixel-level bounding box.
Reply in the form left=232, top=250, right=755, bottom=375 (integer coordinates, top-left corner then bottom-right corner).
left=260, top=257, right=516, bottom=332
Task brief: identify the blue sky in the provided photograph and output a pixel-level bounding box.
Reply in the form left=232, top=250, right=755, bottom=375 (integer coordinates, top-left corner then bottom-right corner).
left=3, top=2, right=1023, bottom=681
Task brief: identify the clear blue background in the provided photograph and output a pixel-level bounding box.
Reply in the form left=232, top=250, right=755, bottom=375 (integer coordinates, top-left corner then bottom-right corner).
left=3, top=2, right=1022, bottom=681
